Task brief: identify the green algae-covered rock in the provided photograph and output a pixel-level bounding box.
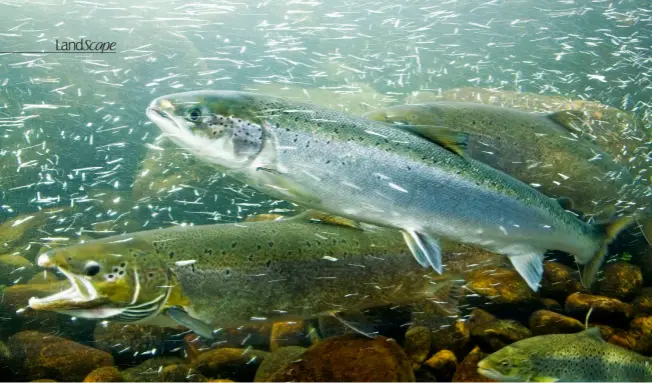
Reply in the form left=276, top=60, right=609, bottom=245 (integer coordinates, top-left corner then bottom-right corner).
left=8, top=331, right=113, bottom=381
left=267, top=335, right=414, bottom=382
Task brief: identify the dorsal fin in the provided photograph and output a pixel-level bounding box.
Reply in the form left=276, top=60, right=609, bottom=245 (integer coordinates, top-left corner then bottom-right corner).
left=399, top=124, right=469, bottom=156
left=291, top=210, right=362, bottom=230
left=380, top=120, right=468, bottom=156
left=582, top=326, right=604, bottom=341
left=547, top=110, right=585, bottom=133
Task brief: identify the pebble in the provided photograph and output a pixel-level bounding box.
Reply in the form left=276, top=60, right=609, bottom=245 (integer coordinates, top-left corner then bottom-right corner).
left=254, top=346, right=306, bottom=382
left=452, top=346, right=494, bottom=382
left=8, top=331, right=113, bottom=382
left=565, top=292, right=634, bottom=326
left=597, top=262, right=643, bottom=301
left=423, top=349, right=457, bottom=382
left=266, top=335, right=414, bottom=382
left=529, top=310, right=585, bottom=335
left=470, top=319, right=532, bottom=352
left=402, top=325, right=431, bottom=369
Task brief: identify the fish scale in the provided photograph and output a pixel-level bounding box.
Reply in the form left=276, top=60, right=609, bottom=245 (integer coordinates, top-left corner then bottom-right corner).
left=147, top=91, right=635, bottom=291
left=478, top=328, right=652, bottom=382
left=29, top=214, right=463, bottom=335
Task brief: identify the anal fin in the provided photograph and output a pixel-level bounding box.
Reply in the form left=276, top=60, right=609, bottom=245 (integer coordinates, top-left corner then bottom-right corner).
left=402, top=229, right=442, bottom=274
left=508, top=252, right=544, bottom=292
left=165, top=307, right=215, bottom=340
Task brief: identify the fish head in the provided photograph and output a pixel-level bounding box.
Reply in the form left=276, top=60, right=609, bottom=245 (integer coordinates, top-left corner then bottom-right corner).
left=477, top=343, right=537, bottom=382
left=146, top=91, right=271, bottom=173
left=28, top=240, right=173, bottom=322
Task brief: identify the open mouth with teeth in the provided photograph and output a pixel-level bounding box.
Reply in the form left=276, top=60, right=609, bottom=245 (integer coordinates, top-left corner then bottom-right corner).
left=28, top=253, right=124, bottom=319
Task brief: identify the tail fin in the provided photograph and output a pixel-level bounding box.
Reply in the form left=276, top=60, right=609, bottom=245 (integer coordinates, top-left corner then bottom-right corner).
left=581, top=215, right=636, bottom=288
left=426, top=278, right=466, bottom=315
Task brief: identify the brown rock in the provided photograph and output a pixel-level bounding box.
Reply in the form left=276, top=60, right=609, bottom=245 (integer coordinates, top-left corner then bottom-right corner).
left=597, top=262, right=643, bottom=300
left=529, top=310, right=585, bottom=335
left=540, top=262, right=585, bottom=302
left=423, top=349, right=457, bottom=382
left=121, top=357, right=187, bottom=382
left=590, top=323, right=616, bottom=340
left=632, top=287, right=652, bottom=316
left=565, top=293, right=634, bottom=326
left=465, top=268, right=537, bottom=305
left=470, top=320, right=532, bottom=352
left=270, top=321, right=310, bottom=351
left=625, top=316, right=652, bottom=356
left=84, top=367, right=122, bottom=382
left=430, top=319, right=472, bottom=361
left=608, top=329, right=637, bottom=351
left=466, top=308, right=497, bottom=329
left=162, top=364, right=206, bottom=382
left=403, top=325, right=431, bottom=369
left=452, top=346, right=494, bottom=382
left=267, top=335, right=414, bottom=382
left=254, top=346, right=306, bottom=382
left=540, top=298, right=562, bottom=312
left=8, top=331, right=113, bottom=382
left=192, top=348, right=267, bottom=382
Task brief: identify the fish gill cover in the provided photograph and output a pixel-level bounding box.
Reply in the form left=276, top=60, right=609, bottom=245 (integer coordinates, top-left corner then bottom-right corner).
left=0, top=0, right=650, bottom=382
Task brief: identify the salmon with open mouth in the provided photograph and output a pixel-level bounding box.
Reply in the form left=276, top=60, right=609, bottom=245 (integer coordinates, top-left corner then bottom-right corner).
left=28, top=212, right=464, bottom=339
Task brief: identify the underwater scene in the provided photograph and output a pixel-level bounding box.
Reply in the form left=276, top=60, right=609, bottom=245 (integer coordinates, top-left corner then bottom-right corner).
left=1, top=0, right=652, bottom=382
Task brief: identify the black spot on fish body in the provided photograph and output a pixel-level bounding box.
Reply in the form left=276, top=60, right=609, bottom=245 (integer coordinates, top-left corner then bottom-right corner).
left=204, top=249, right=212, bottom=255
left=169, top=252, right=174, bottom=258
left=231, top=242, right=237, bottom=248
left=257, top=245, right=262, bottom=250
left=265, top=260, right=272, bottom=268
left=268, top=241, right=274, bottom=248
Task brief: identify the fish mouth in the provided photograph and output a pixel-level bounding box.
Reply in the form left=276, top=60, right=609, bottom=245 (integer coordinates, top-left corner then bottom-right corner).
left=28, top=252, right=104, bottom=313
left=477, top=364, right=522, bottom=382
left=146, top=99, right=256, bottom=171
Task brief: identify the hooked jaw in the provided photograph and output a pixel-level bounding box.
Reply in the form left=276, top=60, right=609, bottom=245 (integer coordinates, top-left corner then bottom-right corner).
left=28, top=252, right=100, bottom=312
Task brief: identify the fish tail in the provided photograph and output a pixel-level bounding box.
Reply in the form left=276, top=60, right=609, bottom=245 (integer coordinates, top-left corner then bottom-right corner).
left=581, top=215, right=636, bottom=288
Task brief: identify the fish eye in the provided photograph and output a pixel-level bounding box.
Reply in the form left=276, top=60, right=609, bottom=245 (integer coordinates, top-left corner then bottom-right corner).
left=185, top=107, right=202, bottom=122
left=84, top=261, right=101, bottom=277
left=500, top=360, right=510, bottom=368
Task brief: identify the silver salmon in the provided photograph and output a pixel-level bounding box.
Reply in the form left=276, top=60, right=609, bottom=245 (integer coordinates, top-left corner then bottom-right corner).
left=145, top=90, right=633, bottom=291
left=364, top=101, right=651, bottom=235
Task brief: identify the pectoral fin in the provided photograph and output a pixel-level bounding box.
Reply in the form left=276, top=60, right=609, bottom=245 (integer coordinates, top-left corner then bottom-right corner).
left=165, top=307, right=215, bottom=340
left=508, top=252, right=545, bottom=292
left=255, top=167, right=321, bottom=205
left=327, top=311, right=378, bottom=339
left=402, top=229, right=443, bottom=274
